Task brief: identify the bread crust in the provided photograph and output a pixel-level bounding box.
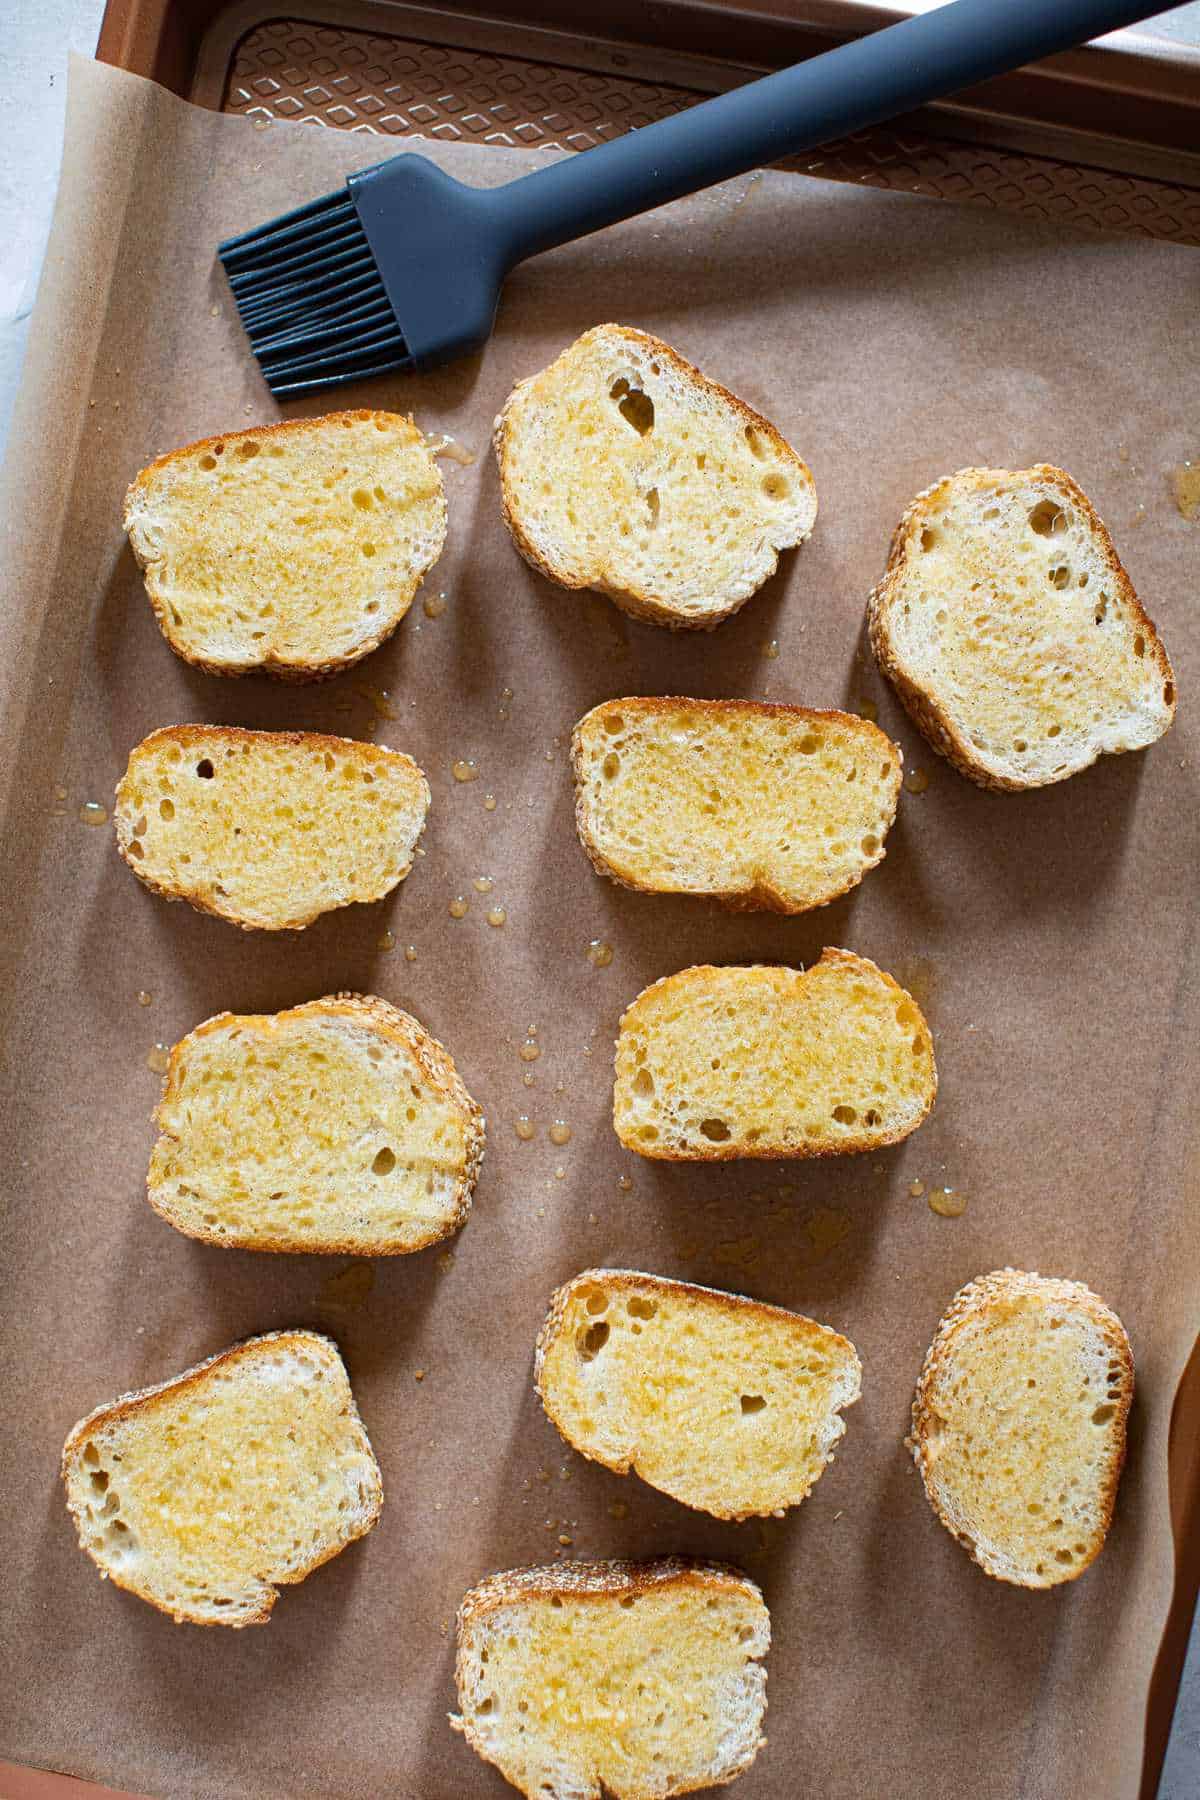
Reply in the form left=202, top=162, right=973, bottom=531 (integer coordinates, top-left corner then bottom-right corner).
left=494, top=325, right=816, bottom=630
left=61, top=1330, right=383, bottom=1627
left=868, top=464, right=1176, bottom=791
left=124, top=410, right=445, bottom=681
left=147, top=993, right=485, bottom=1254
left=910, top=1269, right=1134, bottom=1587
left=614, top=949, right=937, bottom=1162
left=571, top=696, right=902, bottom=912
left=534, top=1267, right=861, bottom=1519
left=451, top=1558, right=769, bottom=1796
left=114, top=724, right=430, bottom=931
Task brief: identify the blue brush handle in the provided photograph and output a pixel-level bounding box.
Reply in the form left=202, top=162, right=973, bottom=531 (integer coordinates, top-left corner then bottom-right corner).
left=485, top=0, right=1164, bottom=262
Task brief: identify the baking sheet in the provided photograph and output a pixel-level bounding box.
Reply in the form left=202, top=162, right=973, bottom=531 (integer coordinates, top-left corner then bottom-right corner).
left=1, top=53, right=1199, bottom=1800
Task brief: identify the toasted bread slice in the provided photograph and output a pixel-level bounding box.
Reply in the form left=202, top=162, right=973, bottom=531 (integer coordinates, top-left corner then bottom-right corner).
left=61, top=1331, right=382, bottom=1626
left=148, top=994, right=484, bottom=1254
left=536, top=1269, right=861, bottom=1519
left=452, top=1558, right=769, bottom=1799
left=123, top=411, right=446, bottom=678
left=910, top=1270, right=1133, bottom=1588
left=115, top=725, right=429, bottom=930
left=572, top=697, right=901, bottom=912
left=495, top=324, right=816, bottom=629
left=614, top=951, right=935, bottom=1160
left=869, top=464, right=1176, bottom=789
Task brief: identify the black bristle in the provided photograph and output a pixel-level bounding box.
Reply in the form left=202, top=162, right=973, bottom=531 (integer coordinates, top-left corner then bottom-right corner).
left=218, top=189, right=412, bottom=398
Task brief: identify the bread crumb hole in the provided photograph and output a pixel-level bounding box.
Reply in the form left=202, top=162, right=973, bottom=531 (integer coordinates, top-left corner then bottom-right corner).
left=1055, top=1549, right=1074, bottom=1565
left=372, top=1146, right=396, bottom=1176
left=633, top=1067, right=655, bottom=1098
left=620, top=1595, right=636, bottom=1608
left=159, top=798, right=174, bottom=820
left=1048, top=724, right=1062, bottom=738
left=1049, top=564, right=1071, bottom=589
left=699, top=1117, right=731, bottom=1142
left=577, top=1320, right=610, bottom=1361
left=1029, top=500, right=1065, bottom=535
left=602, top=752, right=620, bottom=780
left=582, top=1286, right=608, bottom=1316
left=920, top=527, right=938, bottom=552
left=362, top=543, right=377, bottom=558
left=627, top=1296, right=657, bottom=1320
left=609, top=379, right=654, bottom=436
left=477, top=1697, right=494, bottom=1715
left=196, top=759, right=214, bottom=779
left=799, top=734, right=820, bottom=754
left=127, top=839, right=144, bottom=858
left=603, top=713, right=624, bottom=735
left=744, top=425, right=767, bottom=461
left=644, top=486, right=660, bottom=528
left=861, top=834, right=879, bottom=855
left=236, top=440, right=260, bottom=459
left=83, top=1443, right=100, bottom=1467
left=762, top=473, right=788, bottom=500
left=1134, top=634, right=1146, bottom=657
left=832, top=1105, right=857, bottom=1125
left=352, top=488, right=373, bottom=510
left=1092, top=1404, right=1116, bottom=1424
left=1165, top=682, right=1175, bottom=705
left=198, top=454, right=217, bottom=471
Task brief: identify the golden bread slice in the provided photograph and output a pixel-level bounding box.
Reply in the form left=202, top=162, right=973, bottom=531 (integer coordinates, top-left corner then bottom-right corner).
left=572, top=696, right=901, bottom=912
left=614, top=951, right=935, bottom=1160
left=911, top=1270, right=1133, bottom=1587
left=114, top=724, right=429, bottom=930
left=123, top=410, right=445, bottom=678
left=869, top=464, right=1175, bottom=789
left=536, top=1268, right=861, bottom=1519
left=452, top=1559, right=769, bottom=1799
left=148, top=994, right=484, bottom=1254
left=61, top=1331, right=381, bottom=1626
left=494, top=324, right=816, bottom=629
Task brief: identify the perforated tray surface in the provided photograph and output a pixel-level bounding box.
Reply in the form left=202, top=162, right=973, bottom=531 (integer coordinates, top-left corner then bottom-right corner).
left=222, top=19, right=1200, bottom=244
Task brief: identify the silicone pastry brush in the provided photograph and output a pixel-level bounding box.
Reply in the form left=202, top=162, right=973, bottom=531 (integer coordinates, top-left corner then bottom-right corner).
left=220, top=0, right=1167, bottom=397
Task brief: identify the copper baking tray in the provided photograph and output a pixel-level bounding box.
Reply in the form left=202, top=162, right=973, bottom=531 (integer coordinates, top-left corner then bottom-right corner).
left=94, top=0, right=1200, bottom=240
left=5, top=4, right=1200, bottom=1796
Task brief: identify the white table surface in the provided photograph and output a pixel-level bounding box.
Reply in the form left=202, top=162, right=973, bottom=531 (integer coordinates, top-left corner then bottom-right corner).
left=2, top=1, right=1199, bottom=1794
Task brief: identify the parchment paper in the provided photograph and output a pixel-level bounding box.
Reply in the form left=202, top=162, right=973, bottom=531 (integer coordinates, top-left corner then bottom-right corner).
left=2, top=53, right=1199, bottom=1800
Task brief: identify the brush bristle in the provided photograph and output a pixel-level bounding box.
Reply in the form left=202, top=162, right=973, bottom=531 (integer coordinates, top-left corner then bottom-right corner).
left=218, top=190, right=412, bottom=398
